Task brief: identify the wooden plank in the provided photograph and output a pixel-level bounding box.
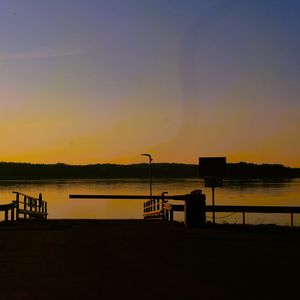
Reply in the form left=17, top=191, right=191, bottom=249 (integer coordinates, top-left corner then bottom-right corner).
left=11, top=207, right=15, bottom=221
left=18, top=209, right=48, bottom=216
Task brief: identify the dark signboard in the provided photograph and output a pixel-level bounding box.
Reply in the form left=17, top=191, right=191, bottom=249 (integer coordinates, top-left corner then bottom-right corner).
left=199, top=157, right=226, bottom=177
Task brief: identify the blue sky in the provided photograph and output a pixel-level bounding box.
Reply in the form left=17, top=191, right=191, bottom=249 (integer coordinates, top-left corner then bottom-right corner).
left=0, top=0, right=299, bottom=166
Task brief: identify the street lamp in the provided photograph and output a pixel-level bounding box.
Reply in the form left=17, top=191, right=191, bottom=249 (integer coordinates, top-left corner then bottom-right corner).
left=141, top=153, right=152, bottom=198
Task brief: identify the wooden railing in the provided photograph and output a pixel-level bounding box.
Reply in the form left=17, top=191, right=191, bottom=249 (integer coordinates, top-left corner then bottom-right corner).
left=206, top=205, right=300, bottom=227
left=162, top=202, right=183, bottom=222
left=143, top=190, right=206, bottom=227
left=143, top=198, right=181, bottom=221
left=161, top=203, right=300, bottom=227
left=13, top=192, right=48, bottom=220
left=143, top=192, right=169, bottom=220
left=70, top=190, right=206, bottom=227
left=70, top=191, right=300, bottom=227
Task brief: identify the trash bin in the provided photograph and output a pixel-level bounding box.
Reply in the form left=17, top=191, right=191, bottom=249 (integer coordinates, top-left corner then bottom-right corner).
left=184, top=190, right=206, bottom=228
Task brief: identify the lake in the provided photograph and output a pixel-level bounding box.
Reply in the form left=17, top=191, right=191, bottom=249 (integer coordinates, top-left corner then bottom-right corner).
left=0, top=178, right=299, bottom=226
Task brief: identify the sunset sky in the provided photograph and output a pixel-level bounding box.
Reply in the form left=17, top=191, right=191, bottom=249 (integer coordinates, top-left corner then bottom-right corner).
left=0, top=0, right=299, bottom=166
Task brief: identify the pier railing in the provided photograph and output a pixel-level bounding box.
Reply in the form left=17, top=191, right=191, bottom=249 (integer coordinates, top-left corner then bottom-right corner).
left=156, top=203, right=300, bottom=227
left=143, top=199, right=163, bottom=219
left=13, top=192, right=48, bottom=220
left=206, top=205, right=300, bottom=227
left=143, top=192, right=170, bottom=220
left=70, top=191, right=300, bottom=227
left=70, top=190, right=206, bottom=227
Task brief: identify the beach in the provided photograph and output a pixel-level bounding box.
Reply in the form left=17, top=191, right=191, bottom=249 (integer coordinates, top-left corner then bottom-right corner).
left=0, top=220, right=299, bottom=300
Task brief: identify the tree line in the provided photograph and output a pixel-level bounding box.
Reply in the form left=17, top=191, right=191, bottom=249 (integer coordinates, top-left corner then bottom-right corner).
left=0, top=162, right=299, bottom=179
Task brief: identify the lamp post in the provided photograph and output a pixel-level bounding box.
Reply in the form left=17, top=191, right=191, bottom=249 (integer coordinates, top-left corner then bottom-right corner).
left=141, top=153, right=152, bottom=199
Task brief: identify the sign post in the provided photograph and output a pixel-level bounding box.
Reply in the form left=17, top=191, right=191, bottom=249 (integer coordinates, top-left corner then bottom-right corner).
left=199, top=157, right=226, bottom=224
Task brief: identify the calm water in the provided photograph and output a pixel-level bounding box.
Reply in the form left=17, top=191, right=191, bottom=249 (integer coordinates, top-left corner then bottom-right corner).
left=0, top=178, right=299, bottom=226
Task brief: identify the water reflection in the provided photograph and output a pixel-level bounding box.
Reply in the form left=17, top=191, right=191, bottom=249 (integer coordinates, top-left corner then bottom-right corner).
left=0, top=178, right=299, bottom=225
left=223, top=178, right=294, bottom=189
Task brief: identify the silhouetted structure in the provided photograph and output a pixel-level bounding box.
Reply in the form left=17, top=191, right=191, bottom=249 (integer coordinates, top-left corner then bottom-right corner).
left=70, top=190, right=207, bottom=228
left=70, top=192, right=300, bottom=227
left=14, top=192, right=48, bottom=220
left=0, top=192, right=48, bottom=221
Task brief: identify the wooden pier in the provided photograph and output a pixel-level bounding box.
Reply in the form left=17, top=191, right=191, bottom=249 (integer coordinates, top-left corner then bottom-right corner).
left=70, top=191, right=300, bottom=227
left=0, top=192, right=48, bottom=222
left=70, top=190, right=206, bottom=227
left=145, top=202, right=300, bottom=227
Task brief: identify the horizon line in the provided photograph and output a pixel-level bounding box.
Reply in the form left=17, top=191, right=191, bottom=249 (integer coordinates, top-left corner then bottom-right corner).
left=0, top=161, right=298, bottom=169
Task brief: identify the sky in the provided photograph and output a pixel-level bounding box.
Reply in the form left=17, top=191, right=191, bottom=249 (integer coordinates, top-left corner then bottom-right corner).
left=0, top=0, right=299, bottom=166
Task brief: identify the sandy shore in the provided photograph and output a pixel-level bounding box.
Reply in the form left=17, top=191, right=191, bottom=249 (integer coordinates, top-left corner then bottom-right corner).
left=0, top=219, right=299, bottom=300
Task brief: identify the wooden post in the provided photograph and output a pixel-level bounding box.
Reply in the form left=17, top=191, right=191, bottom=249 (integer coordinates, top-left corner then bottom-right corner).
left=5, top=209, right=8, bottom=222
left=24, top=195, right=27, bottom=219
left=11, top=206, right=15, bottom=221
left=242, top=212, right=245, bottom=225
left=291, top=213, right=294, bottom=227
left=29, top=196, right=32, bottom=218
left=29, top=197, right=32, bottom=214
left=38, top=193, right=42, bottom=213
left=212, top=187, right=215, bottom=224
left=16, top=193, right=20, bottom=221
left=161, top=192, right=168, bottom=221
left=170, top=210, right=174, bottom=222
left=45, top=202, right=48, bottom=219
left=29, top=197, right=32, bottom=218
left=165, top=209, right=169, bottom=221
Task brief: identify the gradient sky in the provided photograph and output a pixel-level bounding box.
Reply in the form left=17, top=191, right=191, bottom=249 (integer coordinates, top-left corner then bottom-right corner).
left=0, top=0, right=299, bottom=166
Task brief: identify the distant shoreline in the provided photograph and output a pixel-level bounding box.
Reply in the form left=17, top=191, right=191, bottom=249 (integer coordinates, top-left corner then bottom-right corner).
left=0, top=161, right=299, bottom=179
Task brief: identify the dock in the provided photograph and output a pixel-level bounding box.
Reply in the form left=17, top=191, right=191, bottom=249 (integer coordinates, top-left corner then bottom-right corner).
left=70, top=190, right=300, bottom=227
left=0, top=192, right=48, bottom=222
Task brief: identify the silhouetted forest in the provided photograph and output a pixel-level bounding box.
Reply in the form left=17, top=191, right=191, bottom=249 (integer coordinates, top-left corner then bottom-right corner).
left=0, top=162, right=299, bottom=179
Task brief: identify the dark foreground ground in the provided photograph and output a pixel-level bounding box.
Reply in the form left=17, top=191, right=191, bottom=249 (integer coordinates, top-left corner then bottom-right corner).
left=0, top=220, right=300, bottom=300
